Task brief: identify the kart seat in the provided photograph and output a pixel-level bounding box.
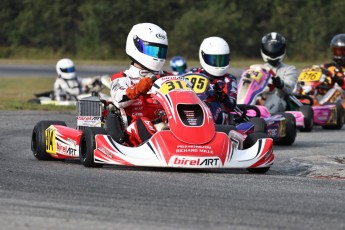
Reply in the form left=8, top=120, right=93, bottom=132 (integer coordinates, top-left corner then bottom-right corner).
left=105, top=113, right=126, bottom=143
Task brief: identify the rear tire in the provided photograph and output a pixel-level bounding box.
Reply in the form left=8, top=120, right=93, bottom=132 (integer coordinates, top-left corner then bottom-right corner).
left=298, top=105, right=314, bottom=132
left=31, top=120, right=67, bottom=160
left=79, top=127, right=107, bottom=167
left=274, top=113, right=297, bottom=146
left=322, top=102, right=344, bottom=130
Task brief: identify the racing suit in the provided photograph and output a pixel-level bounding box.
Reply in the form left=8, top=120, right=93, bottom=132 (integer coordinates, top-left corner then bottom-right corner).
left=321, top=62, right=345, bottom=90
left=110, top=65, right=170, bottom=146
left=189, top=68, right=237, bottom=124
left=263, top=62, right=298, bottom=113
left=53, top=76, right=83, bottom=101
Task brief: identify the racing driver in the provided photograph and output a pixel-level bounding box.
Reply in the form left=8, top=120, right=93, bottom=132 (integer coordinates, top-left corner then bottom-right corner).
left=110, top=22, right=171, bottom=146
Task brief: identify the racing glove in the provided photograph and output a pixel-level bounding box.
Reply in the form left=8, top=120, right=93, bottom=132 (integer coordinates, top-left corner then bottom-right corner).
left=126, top=77, right=153, bottom=99
left=211, top=82, right=226, bottom=100
left=334, top=76, right=344, bottom=86
left=272, top=76, right=284, bottom=89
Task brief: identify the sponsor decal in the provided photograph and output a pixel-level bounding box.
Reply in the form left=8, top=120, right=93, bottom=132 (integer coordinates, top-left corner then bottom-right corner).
left=56, top=142, right=77, bottom=156
left=144, top=120, right=156, bottom=132
left=156, top=33, right=166, bottom=40
left=98, top=146, right=113, bottom=159
left=132, top=106, right=143, bottom=111
left=132, top=112, right=143, bottom=117
left=45, top=126, right=56, bottom=154
left=77, top=116, right=102, bottom=127
left=77, top=116, right=101, bottom=121
left=170, top=156, right=220, bottom=167
left=267, top=128, right=278, bottom=137
left=176, top=145, right=213, bottom=154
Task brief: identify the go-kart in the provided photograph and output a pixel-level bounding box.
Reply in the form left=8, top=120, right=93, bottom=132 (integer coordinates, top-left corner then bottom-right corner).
left=28, top=75, right=111, bottom=106
left=294, top=66, right=344, bottom=129
left=236, top=65, right=304, bottom=145
left=31, top=75, right=274, bottom=173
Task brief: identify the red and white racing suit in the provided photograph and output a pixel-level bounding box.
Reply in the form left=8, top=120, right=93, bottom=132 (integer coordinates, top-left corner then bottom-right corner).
left=110, top=65, right=171, bottom=146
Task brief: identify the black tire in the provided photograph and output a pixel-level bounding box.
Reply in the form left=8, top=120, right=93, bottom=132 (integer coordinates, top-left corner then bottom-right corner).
left=243, top=132, right=268, bottom=150
left=247, top=167, right=270, bottom=174
left=79, top=127, right=107, bottom=167
left=298, top=105, right=314, bottom=132
left=31, top=120, right=67, bottom=160
left=249, top=117, right=267, bottom=133
left=322, top=102, right=344, bottom=130
left=274, top=113, right=297, bottom=146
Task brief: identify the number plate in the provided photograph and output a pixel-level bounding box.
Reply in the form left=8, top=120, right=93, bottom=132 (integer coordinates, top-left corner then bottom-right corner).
left=160, top=80, right=190, bottom=94
left=184, top=75, right=208, bottom=94
left=298, top=68, right=322, bottom=82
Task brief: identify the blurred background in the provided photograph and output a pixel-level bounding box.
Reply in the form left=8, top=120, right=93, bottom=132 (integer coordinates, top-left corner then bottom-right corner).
left=1, top=0, right=344, bottom=63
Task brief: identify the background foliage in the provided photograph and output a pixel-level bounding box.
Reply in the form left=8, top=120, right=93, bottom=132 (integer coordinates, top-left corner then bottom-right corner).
left=0, top=0, right=344, bottom=62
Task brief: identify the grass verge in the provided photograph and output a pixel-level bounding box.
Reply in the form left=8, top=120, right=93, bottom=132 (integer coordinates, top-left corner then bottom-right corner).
left=0, top=77, right=76, bottom=111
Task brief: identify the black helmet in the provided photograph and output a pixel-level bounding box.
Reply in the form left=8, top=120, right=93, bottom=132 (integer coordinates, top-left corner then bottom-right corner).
left=261, top=32, right=286, bottom=67
left=330, top=34, right=345, bottom=67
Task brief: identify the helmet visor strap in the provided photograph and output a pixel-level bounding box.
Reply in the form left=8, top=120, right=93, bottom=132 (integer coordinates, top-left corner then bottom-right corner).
left=202, top=52, right=229, bottom=67
left=134, top=37, right=167, bottom=59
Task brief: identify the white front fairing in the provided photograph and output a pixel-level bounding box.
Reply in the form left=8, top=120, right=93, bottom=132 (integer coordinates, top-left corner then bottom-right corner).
left=93, top=133, right=274, bottom=169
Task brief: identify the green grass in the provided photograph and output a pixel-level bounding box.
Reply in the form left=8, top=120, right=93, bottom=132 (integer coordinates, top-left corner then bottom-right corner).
left=0, top=77, right=76, bottom=111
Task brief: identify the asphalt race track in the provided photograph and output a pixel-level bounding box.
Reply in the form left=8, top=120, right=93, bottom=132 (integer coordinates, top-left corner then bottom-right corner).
left=0, top=65, right=344, bottom=229
left=0, top=110, right=345, bottom=230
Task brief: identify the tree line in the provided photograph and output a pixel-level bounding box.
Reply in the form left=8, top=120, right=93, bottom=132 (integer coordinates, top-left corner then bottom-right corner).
left=0, top=0, right=344, bottom=62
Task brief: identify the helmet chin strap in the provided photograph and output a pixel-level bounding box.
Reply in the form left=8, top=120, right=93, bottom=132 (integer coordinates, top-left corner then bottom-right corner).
left=128, top=65, right=161, bottom=78
left=268, top=60, right=280, bottom=67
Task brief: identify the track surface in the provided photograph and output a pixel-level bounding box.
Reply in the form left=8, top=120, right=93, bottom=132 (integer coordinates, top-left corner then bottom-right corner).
left=0, top=110, right=344, bottom=230
left=1, top=65, right=344, bottom=229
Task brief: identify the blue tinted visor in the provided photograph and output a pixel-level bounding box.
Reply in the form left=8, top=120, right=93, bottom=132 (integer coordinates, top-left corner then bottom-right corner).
left=202, top=52, right=229, bottom=67
left=134, top=36, right=168, bottom=59
left=60, top=67, right=75, bottom=73
left=173, top=65, right=186, bottom=73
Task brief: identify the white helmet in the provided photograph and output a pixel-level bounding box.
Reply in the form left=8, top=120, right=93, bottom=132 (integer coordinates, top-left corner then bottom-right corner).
left=199, top=37, right=230, bottom=77
left=126, top=23, right=168, bottom=72
left=56, top=58, right=76, bottom=80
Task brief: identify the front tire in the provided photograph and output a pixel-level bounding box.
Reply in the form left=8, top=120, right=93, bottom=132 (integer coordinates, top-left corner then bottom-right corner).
left=249, top=117, right=267, bottom=133
left=298, top=105, right=314, bottom=132
left=243, top=132, right=268, bottom=149
left=79, top=127, right=107, bottom=167
left=274, top=113, right=297, bottom=146
left=31, top=120, right=67, bottom=160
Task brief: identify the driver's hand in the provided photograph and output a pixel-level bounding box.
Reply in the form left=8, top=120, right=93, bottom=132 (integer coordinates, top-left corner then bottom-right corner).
left=126, top=77, right=153, bottom=99
left=137, top=77, right=153, bottom=93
